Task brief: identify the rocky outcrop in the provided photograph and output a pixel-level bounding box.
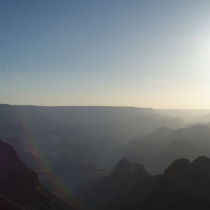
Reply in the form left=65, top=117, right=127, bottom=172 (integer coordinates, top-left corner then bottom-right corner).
left=76, top=158, right=150, bottom=210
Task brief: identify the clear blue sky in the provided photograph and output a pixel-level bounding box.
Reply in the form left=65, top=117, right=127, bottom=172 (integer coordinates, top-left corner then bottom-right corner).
left=1, top=0, right=210, bottom=108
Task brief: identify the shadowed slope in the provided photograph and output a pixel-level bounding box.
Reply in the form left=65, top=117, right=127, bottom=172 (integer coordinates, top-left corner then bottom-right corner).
left=76, top=158, right=150, bottom=210
left=0, top=139, right=75, bottom=210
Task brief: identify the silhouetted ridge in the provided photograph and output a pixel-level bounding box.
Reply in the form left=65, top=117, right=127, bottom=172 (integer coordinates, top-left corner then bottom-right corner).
left=108, top=156, right=210, bottom=210
left=192, top=155, right=210, bottom=166
left=161, top=158, right=191, bottom=183
left=163, top=158, right=190, bottom=175
left=0, top=139, right=73, bottom=210
left=186, top=156, right=210, bottom=187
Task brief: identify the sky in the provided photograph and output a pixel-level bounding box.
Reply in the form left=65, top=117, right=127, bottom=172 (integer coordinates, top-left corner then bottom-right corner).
left=1, top=0, right=210, bottom=109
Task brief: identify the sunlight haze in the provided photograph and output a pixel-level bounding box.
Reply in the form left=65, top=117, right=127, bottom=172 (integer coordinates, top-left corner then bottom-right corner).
left=1, top=0, right=210, bottom=108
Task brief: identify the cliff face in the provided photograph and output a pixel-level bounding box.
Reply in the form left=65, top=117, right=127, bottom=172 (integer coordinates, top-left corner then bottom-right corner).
left=109, top=156, right=210, bottom=210
left=76, top=158, right=150, bottom=210
left=0, top=139, right=74, bottom=210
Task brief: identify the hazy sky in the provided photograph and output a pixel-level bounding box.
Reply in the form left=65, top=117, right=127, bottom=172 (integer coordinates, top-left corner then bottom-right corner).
left=1, top=0, right=210, bottom=108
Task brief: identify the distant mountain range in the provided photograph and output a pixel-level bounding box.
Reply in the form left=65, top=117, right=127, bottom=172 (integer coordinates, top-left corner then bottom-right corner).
left=195, top=113, right=210, bottom=123
left=186, top=121, right=210, bottom=128
left=111, top=124, right=210, bottom=174
left=0, top=104, right=185, bottom=141
left=1, top=104, right=210, bottom=210
left=155, top=109, right=210, bottom=119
